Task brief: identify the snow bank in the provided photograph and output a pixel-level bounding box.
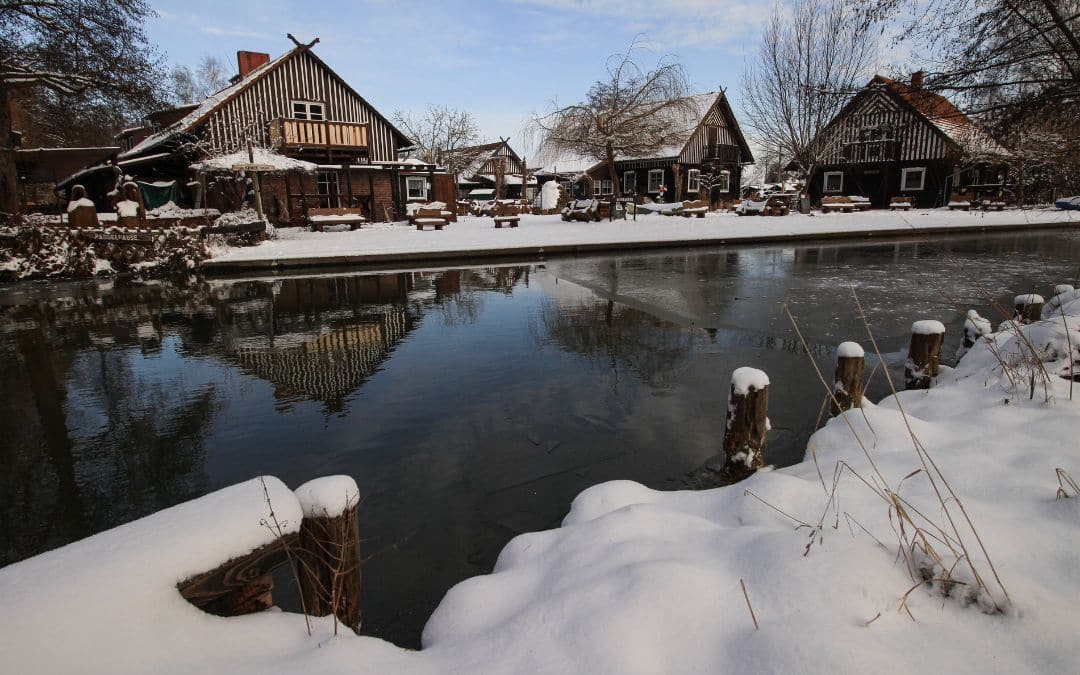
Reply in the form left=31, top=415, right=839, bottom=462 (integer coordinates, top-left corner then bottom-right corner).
left=540, top=181, right=561, bottom=210
left=295, top=476, right=360, bottom=518
left=837, top=341, right=864, bottom=358
left=730, top=366, right=769, bottom=394
left=911, top=319, right=946, bottom=335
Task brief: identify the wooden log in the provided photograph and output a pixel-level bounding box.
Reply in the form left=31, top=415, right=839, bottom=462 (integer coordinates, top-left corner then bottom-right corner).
left=297, top=498, right=361, bottom=633
left=831, top=342, right=865, bottom=415
left=177, top=533, right=298, bottom=616
left=905, top=320, right=945, bottom=390
left=1014, top=293, right=1045, bottom=323
left=721, top=367, right=769, bottom=482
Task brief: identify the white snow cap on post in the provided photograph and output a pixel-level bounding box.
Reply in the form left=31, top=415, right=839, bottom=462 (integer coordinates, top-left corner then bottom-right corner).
left=1014, top=293, right=1044, bottom=305
left=911, top=320, right=946, bottom=335
left=294, top=475, right=360, bottom=518
left=731, top=367, right=769, bottom=395
left=1053, top=285, right=1074, bottom=296
left=837, top=341, right=864, bottom=358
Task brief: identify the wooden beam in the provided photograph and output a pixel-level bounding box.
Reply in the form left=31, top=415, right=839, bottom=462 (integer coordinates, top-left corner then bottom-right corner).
left=177, top=533, right=298, bottom=616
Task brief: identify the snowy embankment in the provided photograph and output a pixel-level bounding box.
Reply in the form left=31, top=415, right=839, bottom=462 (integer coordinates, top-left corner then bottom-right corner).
left=206, top=207, right=1078, bottom=270
left=2, top=292, right=1079, bottom=674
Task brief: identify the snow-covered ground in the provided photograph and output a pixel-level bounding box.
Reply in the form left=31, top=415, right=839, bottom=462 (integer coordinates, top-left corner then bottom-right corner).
left=207, top=207, right=1079, bottom=269
left=1, top=290, right=1078, bottom=674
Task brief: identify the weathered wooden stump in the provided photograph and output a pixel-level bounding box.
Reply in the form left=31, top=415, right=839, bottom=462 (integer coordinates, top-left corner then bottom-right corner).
left=721, top=367, right=769, bottom=482
left=905, top=320, right=945, bottom=390
left=178, top=534, right=298, bottom=616
left=832, top=342, right=865, bottom=415
left=957, top=309, right=992, bottom=361
left=1014, top=293, right=1044, bottom=323
left=295, top=477, right=362, bottom=634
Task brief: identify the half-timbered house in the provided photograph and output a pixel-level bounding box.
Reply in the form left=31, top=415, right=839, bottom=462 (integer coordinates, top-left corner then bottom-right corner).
left=529, top=91, right=754, bottom=207
left=805, top=73, right=1010, bottom=208
left=453, top=140, right=536, bottom=200
left=61, top=42, right=453, bottom=222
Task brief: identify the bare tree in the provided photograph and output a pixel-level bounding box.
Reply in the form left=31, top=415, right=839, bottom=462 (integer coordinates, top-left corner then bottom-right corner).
left=170, top=56, right=232, bottom=105
left=531, top=39, right=695, bottom=199
left=741, top=0, right=876, bottom=198
left=0, top=0, right=165, bottom=216
left=392, top=105, right=483, bottom=182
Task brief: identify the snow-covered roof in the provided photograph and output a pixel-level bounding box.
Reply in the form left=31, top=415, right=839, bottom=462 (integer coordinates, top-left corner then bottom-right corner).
left=189, top=147, right=318, bottom=173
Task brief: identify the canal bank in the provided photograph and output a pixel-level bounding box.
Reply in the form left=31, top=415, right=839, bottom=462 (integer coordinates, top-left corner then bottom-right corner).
left=204, top=208, right=1079, bottom=273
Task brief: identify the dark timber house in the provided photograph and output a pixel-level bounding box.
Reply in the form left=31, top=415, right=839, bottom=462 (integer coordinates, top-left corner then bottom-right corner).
left=530, top=91, right=753, bottom=206
left=805, top=73, right=1010, bottom=208
left=64, top=42, right=453, bottom=222
left=453, top=140, right=535, bottom=201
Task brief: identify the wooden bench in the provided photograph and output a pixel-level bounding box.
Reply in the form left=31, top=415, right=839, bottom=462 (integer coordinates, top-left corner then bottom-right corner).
left=821, top=196, right=854, bottom=213
left=762, top=197, right=789, bottom=216
left=948, top=193, right=972, bottom=211
left=492, top=202, right=520, bottom=228
left=561, top=199, right=599, bottom=222
left=848, top=196, right=872, bottom=211
left=413, top=207, right=448, bottom=230
left=736, top=198, right=766, bottom=216
left=681, top=199, right=709, bottom=218
left=307, top=207, right=367, bottom=232
left=889, top=196, right=913, bottom=210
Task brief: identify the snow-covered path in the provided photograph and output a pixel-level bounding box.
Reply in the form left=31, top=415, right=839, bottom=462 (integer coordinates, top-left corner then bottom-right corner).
left=206, top=207, right=1079, bottom=271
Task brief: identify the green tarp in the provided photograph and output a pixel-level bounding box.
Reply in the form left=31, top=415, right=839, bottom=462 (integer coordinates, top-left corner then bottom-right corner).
left=137, top=180, right=183, bottom=210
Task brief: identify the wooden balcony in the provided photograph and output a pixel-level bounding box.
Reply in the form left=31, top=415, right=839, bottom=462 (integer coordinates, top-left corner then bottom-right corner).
left=270, top=118, right=370, bottom=150
left=704, top=144, right=740, bottom=164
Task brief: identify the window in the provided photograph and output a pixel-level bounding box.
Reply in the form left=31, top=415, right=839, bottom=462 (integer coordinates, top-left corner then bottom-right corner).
left=687, top=169, right=701, bottom=193
left=824, top=171, right=844, bottom=193
left=901, top=167, right=926, bottom=191
left=405, top=176, right=427, bottom=201
left=648, top=169, right=664, bottom=193
left=716, top=170, right=731, bottom=193
left=598, top=179, right=613, bottom=196
left=623, top=170, right=636, bottom=195
left=317, top=171, right=340, bottom=207
left=292, top=101, right=325, bottom=121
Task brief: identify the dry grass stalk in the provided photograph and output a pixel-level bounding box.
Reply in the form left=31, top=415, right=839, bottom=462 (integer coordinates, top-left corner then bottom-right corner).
left=258, top=476, right=313, bottom=637
left=1056, top=468, right=1079, bottom=499
left=740, top=579, right=759, bottom=631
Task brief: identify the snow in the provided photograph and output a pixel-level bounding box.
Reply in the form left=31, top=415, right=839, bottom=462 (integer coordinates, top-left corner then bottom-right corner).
left=1054, top=284, right=1075, bottom=296
left=116, top=200, right=140, bottom=218
left=295, top=476, right=361, bottom=518
left=837, top=341, right=865, bottom=358
left=66, top=197, right=95, bottom=212
left=540, top=181, right=562, bottom=210
left=2, top=296, right=1080, bottom=673
left=1014, top=293, right=1045, bottom=306
left=190, top=147, right=318, bottom=173
left=730, top=366, right=770, bottom=394
left=911, top=319, right=946, bottom=335
left=147, top=202, right=220, bottom=219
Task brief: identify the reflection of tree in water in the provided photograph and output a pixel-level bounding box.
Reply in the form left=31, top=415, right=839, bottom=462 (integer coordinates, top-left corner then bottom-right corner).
left=530, top=297, right=695, bottom=387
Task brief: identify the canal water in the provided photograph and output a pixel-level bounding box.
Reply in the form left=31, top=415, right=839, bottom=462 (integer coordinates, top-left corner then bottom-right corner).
left=1, top=230, right=1077, bottom=647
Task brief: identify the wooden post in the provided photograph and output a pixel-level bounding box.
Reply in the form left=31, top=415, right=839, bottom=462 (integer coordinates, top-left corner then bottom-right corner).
left=295, top=480, right=362, bottom=634
left=905, top=320, right=945, bottom=390
left=366, top=171, right=376, bottom=221
left=721, top=367, right=769, bottom=483
left=957, top=309, right=992, bottom=360
left=247, top=140, right=265, bottom=221
left=832, top=342, right=865, bottom=415
left=1014, top=293, right=1044, bottom=323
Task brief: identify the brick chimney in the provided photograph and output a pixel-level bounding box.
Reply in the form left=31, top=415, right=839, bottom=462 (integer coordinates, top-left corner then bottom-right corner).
left=237, top=51, right=270, bottom=78
left=911, top=70, right=925, bottom=89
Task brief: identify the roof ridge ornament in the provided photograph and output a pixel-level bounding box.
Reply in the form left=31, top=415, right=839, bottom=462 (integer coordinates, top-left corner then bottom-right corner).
left=286, top=34, right=320, bottom=49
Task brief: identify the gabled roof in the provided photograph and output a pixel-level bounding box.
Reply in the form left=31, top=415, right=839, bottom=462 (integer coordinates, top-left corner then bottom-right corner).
left=119, top=45, right=413, bottom=160
left=857, top=76, right=1007, bottom=157
left=455, top=140, right=524, bottom=180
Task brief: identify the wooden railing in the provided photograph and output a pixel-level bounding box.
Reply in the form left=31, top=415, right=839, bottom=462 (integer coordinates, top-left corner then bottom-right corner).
left=704, top=144, right=740, bottom=163
left=271, top=118, right=370, bottom=150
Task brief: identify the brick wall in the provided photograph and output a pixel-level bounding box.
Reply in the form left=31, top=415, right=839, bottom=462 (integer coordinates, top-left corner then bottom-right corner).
left=253, top=169, right=397, bottom=224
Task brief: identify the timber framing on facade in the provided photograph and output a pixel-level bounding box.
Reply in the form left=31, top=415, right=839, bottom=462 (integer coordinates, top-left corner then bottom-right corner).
left=59, top=41, right=455, bottom=223
left=453, top=140, right=535, bottom=200
left=529, top=91, right=754, bottom=207
left=804, top=73, right=1011, bottom=208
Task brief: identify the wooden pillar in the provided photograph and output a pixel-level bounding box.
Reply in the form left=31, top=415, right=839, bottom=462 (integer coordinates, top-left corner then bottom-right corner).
left=721, top=367, right=769, bottom=483
left=295, top=478, right=362, bottom=634
left=343, top=163, right=353, bottom=207
left=366, top=171, right=376, bottom=221
left=905, top=320, right=945, bottom=390
left=1014, top=293, right=1044, bottom=323
left=832, top=342, right=865, bottom=416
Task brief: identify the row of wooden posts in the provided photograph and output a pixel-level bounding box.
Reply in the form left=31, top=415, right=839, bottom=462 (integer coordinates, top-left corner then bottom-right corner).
left=176, top=292, right=1062, bottom=630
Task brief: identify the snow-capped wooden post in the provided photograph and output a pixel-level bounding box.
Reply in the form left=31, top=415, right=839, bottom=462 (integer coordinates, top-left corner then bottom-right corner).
left=294, top=476, right=362, bottom=634
left=905, top=320, right=945, bottom=390
left=957, top=309, right=992, bottom=361
left=1014, top=293, right=1045, bottom=323
left=832, top=342, right=864, bottom=415
left=721, top=367, right=769, bottom=482
left=1054, top=284, right=1075, bottom=297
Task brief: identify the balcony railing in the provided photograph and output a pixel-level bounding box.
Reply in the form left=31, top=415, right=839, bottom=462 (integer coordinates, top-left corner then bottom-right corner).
left=704, top=144, right=740, bottom=163
left=270, top=118, right=370, bottom=150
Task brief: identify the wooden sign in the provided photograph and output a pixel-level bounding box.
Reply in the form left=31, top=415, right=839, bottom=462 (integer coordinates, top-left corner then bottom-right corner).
left=231, top=163, right=277, bottom=172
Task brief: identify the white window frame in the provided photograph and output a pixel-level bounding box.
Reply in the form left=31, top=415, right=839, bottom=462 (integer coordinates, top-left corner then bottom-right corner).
left=292, top=101, right=325, bottom=121
left=623, top=170, right=636, bottom=195
left=687, top=168, right=701, bottom=193
left=405, top=176, right=428, bottom=201
left=823, top=171, right=844, bottom=194
left=599, top=179, right=613, bottom=196
left=648, top=169, right=664, bottom=193
left=716, top=170, right=731, bottom=193
left=901, top=167, right=926, bottom=191
left=316, top=170, right=341, bottom=208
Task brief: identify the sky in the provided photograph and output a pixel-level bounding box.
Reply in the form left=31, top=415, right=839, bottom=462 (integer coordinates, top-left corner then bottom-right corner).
left=146, top=0, right=773, bottom=159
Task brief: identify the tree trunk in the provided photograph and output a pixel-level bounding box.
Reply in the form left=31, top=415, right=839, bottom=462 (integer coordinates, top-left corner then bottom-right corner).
left=0, top=81, right=20, bottom=219
left=606, top=143, right=620, bottom=199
